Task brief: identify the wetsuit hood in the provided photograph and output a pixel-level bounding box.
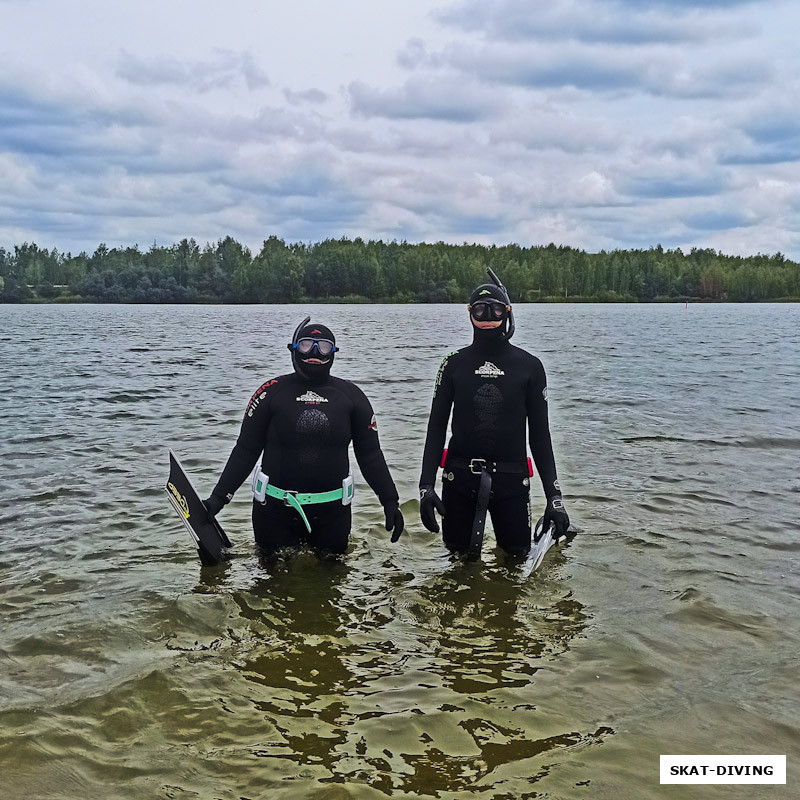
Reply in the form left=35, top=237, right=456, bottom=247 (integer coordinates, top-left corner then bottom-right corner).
left=288, top=318, right=336, bottom=383
left=469, top=283, right=512, bottom=347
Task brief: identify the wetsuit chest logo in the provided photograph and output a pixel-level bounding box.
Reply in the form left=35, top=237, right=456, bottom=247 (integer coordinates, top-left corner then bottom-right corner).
left=474, top=361, right=505, bottom=378
left=296, top=390, right=328, bottom=404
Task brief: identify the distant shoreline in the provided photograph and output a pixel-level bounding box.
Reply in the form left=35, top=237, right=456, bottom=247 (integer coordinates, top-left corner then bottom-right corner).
left=3, top=237, right=799, bottom=304
left=5, top=296, right=800, bottom=305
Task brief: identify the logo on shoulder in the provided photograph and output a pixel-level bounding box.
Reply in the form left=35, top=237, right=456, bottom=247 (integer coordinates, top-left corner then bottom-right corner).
left=296, top=390, right=328, bottom=404
left=475, top=361, right=505, bottom=378
left=542, top=386, right=548, bottom=402
left=247, top=378, right=278, bottom=417
left=368, top=413, right=378, bottom=431
left=433, top=350, right=458, bottom=398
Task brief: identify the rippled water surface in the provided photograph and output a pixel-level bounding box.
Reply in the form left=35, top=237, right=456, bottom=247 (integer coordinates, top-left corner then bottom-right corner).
left=1, top=303, right=798, bottom=799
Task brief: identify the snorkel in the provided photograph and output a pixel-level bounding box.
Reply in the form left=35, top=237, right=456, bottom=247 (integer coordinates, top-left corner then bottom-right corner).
left=287, top=315, right=311, bottom=378
left=486, top=267, right=515, bottom=341
left=289, top=316, right=311, bottom=352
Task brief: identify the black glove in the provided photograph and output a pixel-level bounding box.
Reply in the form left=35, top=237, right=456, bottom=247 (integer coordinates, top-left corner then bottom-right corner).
left=419, top=485, right=445, bottom=533
left=203, top=493, right=225, bottom=520
left=384, top=502, right=405, bottom=542
left=543, top=494, right=570, bottom=538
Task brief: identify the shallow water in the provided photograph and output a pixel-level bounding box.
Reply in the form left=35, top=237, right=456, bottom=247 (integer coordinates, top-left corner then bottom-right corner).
left=0, top=303, right=798, bottom=798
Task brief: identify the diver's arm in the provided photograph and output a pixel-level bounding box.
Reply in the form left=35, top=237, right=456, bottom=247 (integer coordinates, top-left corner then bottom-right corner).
left=526, top=358, right=560, bottom=499
left=209, top=380, right=274, bottom=507
left=526, top=359, right=570, bottom=536
left=349, top=387, right=399, bottom=507
left=419, top=353, right=455, bottom=487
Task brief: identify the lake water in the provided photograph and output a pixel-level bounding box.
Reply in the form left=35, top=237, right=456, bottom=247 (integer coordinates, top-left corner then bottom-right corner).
left=0, top=303, right=798, bottom=799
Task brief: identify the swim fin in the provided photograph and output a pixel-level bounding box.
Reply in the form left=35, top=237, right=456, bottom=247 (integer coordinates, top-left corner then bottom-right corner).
left=166, top=450, right=232, bottom=566
left=522, top=516, right=565, bottom=577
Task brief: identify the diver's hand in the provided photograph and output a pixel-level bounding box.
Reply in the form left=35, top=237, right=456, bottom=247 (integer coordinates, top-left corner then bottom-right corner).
left=384, top=502, right=405, bottom=542
left=203, top=493, right=225, bottom=520
left=419, top=485, right=445, bottom=533
left=543, top=495, right=570, bottom=538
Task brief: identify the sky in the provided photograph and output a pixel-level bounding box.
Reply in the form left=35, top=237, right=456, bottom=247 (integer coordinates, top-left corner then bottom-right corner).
left=1, top=0, right=799, bottom=258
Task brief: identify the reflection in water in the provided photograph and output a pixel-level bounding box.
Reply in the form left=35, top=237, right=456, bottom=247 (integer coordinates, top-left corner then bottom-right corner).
left=231, top=554, right=357, bottom=779
left=388, top=556, right=611, bottom=796
left=399, top=726, right=614, bottom=797
left=410, top=557, right=587, bottom=695
left=223, top=546, right=611, bottom=796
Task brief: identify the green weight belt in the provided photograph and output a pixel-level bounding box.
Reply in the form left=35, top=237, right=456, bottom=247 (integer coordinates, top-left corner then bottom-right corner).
left=263, top=483, right=344, bottom=533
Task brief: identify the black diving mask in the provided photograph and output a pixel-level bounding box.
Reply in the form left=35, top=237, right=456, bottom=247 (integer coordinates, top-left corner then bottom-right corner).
left=292, top=338, right=338, bottom=358
left=469, top=300, right=508, bottom=322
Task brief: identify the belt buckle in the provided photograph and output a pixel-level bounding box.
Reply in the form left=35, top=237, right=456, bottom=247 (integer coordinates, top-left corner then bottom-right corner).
left=283, top=490, right=298, bottom=506
left=469, top=458, right=487, bottom=475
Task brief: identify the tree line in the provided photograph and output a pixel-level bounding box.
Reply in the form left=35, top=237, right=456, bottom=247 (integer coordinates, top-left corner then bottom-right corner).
left=1, top=236, right=798, bottom=303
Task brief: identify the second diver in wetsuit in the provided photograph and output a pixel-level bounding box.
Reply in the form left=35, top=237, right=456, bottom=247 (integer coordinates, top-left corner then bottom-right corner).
left=418, top=276, right=570, bottom=555
left=204, top=318, right=404, bottom=556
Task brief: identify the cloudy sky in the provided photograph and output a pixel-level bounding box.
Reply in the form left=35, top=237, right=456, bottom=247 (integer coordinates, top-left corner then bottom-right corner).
left=1, top=0, right=798, bottom=257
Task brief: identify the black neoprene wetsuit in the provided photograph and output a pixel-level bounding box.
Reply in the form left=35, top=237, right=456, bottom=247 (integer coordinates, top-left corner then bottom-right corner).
left=420, top=333, right=561, bottom=552
left=211, top=371, right=398, bottom=554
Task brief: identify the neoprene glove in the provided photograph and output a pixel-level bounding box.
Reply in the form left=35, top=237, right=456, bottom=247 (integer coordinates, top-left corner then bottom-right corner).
left=419, top=484, right=446, bottom=533
left=543, top=495, right=570, bottom=538
left=203, top=493, right=225, bottom=519
left=384, top=502, right=405, bottom=542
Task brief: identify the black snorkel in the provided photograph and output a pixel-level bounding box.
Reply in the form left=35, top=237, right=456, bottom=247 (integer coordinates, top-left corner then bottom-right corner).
left=287, top=315, right=311, bottom=377
left=288, top=315, right=311, bottom=353
left=487, top=267, right=515, bottom=341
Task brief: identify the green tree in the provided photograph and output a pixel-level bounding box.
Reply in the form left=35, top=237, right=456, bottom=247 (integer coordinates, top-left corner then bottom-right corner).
left=217, top=236, right=251, bottom=278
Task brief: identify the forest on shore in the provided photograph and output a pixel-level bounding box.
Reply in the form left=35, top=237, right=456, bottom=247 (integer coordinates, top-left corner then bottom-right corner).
left=1, top=236, right=799, bottom=304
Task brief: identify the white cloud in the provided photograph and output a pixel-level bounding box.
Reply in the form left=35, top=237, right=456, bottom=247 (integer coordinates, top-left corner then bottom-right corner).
left=0, top=153, right=35, bottom=194
left=436, top=0, right=757, bottom=45
left=284, top=88, right=328, bottom=106
left=349, top=75, right=503, bottom=122
left=577, top=171, right=618, bottom=206
left=116, top=50, right=269, bottom=92
left=0, top=0, right=798, bottom=258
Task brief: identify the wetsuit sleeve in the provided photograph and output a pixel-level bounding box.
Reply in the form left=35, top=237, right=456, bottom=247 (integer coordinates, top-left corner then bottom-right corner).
left=419, top=353, right=455, bottom=487
left=349, top=385, right=399, bottom=506
left=211, top=380, right=275, bottom=503
left=526, top=358, right=561, bottom=499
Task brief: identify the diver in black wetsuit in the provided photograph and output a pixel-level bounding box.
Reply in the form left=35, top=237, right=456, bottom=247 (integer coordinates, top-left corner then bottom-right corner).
left=418, top=276, right=570, bottom=555
left=204, top=318, right=403, bottom=556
